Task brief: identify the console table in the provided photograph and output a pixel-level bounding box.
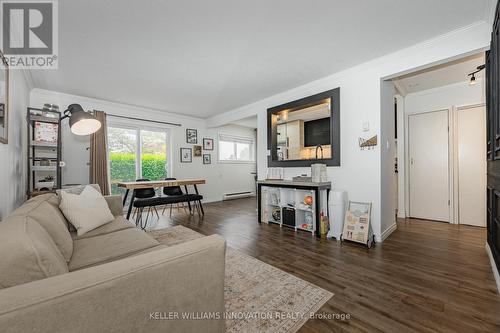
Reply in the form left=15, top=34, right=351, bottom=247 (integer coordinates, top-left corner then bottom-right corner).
left=257, top=180, right=331, bottom=237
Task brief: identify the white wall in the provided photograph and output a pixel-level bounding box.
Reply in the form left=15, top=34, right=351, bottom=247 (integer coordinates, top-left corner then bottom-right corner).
left=0, top=71, right=32, bottom=220
left=30, top=89, right=257, bottom=203
left=206, top=22, right=491, bottom=242
left=401, top=79, right=486, bottom=222
left=380, top=80, right=397, bottom=239
left=405, top=80, right=485, bottom=115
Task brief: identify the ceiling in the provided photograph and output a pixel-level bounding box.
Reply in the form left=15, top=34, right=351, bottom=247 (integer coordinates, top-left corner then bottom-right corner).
left=231, top=116, right=258, bottom=129
left=393, top=53, right=485, bottom=95
left=31, top=0, right=494, bottom=118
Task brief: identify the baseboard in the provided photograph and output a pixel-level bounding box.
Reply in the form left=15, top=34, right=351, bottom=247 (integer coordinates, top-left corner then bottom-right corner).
left=485, top=243, right=500, bottom=294
left=381, top=222, right=397, bottom=242
left=397, top=211, right=406, bottom=219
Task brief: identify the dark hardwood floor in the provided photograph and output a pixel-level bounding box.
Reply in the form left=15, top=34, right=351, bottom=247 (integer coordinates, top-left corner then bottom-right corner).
left=143, top=198, right=500, bottom=333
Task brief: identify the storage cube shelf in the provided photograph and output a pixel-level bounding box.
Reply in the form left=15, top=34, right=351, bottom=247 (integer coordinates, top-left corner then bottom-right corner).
left=258, top=180, right=331, bottom=237
left=260, top=186, right=317, bottom=235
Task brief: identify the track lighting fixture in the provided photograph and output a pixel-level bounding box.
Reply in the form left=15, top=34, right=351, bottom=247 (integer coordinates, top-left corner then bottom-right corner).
left=468, top=64, right=485, bottom=86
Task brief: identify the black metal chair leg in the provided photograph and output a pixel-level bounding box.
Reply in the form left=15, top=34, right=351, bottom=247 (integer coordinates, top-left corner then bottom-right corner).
left=141, top=212, right=147, bottom=230
left=196, top=201, right=202, bottom=218
left=135, top=207, right=142, bottom=227
left=198, top=200, right=205, bottom=216
left=185, top=185, right=193, bottom=214
left=153, top=206, right=160, bottom=219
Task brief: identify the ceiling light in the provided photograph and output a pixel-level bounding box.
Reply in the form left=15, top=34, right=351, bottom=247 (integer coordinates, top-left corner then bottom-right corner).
left=469, top=74, right=477, bottom=85
left=468, top=64, right=485, bottom=86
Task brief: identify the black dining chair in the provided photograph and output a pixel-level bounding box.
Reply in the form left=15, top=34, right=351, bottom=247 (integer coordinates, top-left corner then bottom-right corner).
left=161, top=177, right=204, bottom=218
left=162, top=177, right=187, bottom=217
left=132, top=178, right=161, bottom=229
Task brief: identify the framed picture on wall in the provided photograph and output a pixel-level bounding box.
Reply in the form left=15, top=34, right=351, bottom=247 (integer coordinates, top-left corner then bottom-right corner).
left=203, top=154, right=211, bottom=164
left=186, top=128, right=197, bottom=143
left=193, top=145, right=202, bottom=156
left=203, top=138, right=214, bottom=150
left=180, top=148, right=192, bottom=163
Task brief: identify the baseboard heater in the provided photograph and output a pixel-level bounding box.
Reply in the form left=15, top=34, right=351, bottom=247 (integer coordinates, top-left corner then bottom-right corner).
left=223, top=191, right=255, bottom=201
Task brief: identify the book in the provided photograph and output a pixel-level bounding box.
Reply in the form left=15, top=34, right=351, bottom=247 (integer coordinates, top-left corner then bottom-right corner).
left=34, top=121, right=58, bottom=143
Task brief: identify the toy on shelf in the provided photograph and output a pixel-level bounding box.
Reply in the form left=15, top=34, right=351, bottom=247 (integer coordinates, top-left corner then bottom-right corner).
left=301, top=223, right=313, bottom=231
left=272, top=207, right=281, bottom=222
left=303, top=195, right=313, bottom=206
left=319, top=211, right=329, bottom=237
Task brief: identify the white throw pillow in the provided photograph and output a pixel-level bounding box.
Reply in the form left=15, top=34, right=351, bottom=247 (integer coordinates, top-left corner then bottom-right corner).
left=59, top=185, right=115, bottom=236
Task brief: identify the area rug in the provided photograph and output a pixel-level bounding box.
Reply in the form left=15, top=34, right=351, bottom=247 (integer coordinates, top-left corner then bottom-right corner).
left=148, top=226, right=333, bottom=333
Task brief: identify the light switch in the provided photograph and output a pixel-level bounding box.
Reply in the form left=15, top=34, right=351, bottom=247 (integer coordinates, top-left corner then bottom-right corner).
left=362, top=121, right=370, bottom=132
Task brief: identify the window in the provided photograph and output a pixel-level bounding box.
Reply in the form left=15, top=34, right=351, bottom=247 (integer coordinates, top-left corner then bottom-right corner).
left=108, top=124, right=169, bottom=195
left=218, top=133, right=255, bottom=162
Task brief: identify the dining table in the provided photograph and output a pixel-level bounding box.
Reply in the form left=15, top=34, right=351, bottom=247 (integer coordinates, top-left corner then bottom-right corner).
left=117, top=179, right=206, bottom=220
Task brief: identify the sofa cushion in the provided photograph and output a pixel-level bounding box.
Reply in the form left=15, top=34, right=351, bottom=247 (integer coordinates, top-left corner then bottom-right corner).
left=69, top=228, right=160, bottom=271
left=71, top=216, right=135, bottom=240
left=10, top=194, right=73, bottom=262
left=59, top=185, right=115, bottom=236
left=0, top=216, right=68, bottom=289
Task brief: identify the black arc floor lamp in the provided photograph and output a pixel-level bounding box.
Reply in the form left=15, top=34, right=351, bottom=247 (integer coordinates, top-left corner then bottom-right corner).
left=60, top=104, right=101, bottom=135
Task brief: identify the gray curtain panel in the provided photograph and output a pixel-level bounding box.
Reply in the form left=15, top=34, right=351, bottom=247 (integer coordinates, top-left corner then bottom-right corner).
left=90, top=111, right=110, bottom=195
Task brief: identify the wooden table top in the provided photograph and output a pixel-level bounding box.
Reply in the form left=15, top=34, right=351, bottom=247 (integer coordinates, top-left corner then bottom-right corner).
left=117, top=179, right=206, bottom=189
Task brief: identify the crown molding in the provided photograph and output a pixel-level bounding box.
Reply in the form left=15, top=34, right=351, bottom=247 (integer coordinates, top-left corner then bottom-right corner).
left=30, top=88, right=205, bottom=123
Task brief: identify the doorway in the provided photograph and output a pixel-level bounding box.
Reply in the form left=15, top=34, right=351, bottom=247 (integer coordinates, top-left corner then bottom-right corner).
left=408, top=110, right=450, bottom=222
left=455, top=105, right=487, bottom=227
left=390, top=52, right=487, bottom=227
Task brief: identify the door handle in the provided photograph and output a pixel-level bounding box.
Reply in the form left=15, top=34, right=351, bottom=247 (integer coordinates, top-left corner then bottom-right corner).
left=410, top=158, right=414, bottom=165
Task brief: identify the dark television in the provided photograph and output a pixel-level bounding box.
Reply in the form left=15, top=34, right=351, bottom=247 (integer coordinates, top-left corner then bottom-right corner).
left=304, top=117, right=330, bottom=147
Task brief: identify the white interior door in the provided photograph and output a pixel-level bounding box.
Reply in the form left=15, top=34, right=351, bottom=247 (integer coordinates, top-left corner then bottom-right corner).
left=457, top=106, right=487, bottom=227
left=409, top=110, right=450, bottom=222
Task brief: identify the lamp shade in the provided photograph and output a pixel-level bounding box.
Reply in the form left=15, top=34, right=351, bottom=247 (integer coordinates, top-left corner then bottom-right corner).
left=66, top=104, right=102, bottom=135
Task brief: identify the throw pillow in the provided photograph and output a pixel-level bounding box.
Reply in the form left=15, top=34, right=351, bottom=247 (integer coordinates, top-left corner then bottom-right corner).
left=59, top=185, right=115, bottom=236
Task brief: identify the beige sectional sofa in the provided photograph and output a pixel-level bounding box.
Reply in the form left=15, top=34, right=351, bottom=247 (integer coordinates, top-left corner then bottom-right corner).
left=0, top=189, right=226, bottom=333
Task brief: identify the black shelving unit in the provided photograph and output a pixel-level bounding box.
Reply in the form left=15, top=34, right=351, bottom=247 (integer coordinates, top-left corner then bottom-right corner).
left=26, top=107, right=62, bottom=198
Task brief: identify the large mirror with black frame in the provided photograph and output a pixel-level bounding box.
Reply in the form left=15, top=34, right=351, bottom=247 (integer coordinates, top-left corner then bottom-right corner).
left=267, top=88, right=340, bottom=167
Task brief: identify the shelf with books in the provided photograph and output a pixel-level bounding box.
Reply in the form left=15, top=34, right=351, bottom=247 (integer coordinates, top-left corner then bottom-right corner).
left=27, top=107, right=62, bottom=198
left=31, top=166, right=57, bottom=171
left=30, top=141, right=58, bottom=148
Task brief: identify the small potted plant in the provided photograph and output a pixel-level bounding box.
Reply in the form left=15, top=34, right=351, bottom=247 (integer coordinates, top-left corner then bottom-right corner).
left=35, top=175, right=55, bottom=190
